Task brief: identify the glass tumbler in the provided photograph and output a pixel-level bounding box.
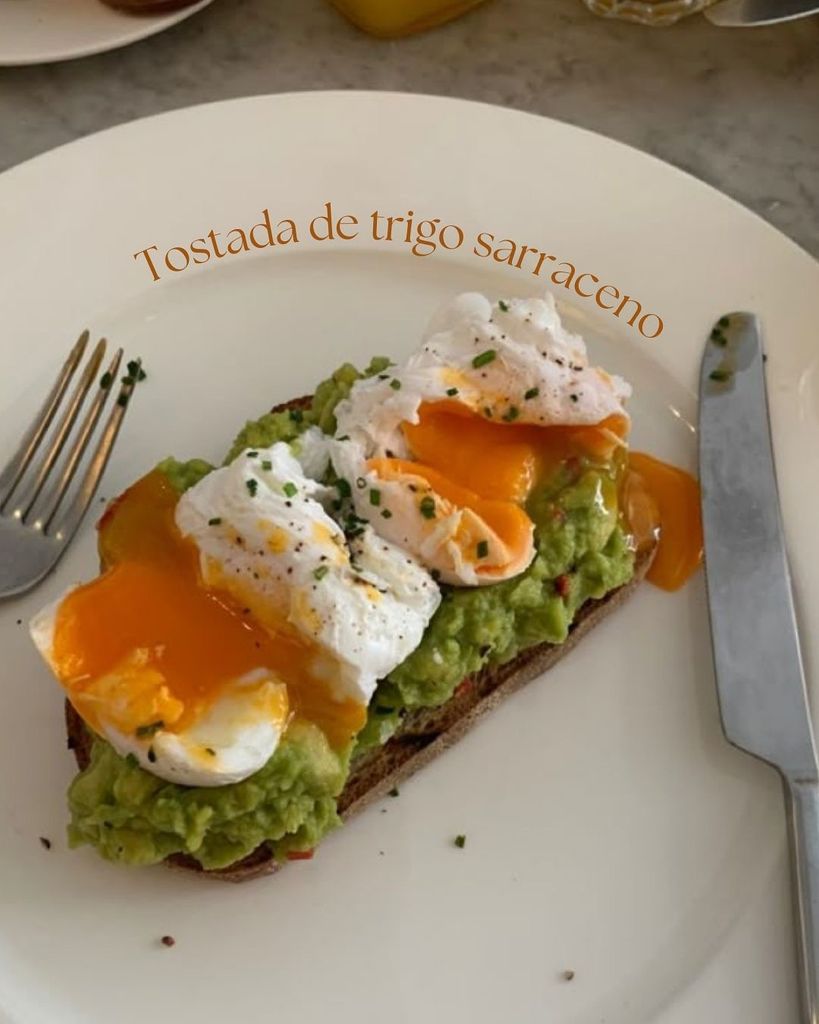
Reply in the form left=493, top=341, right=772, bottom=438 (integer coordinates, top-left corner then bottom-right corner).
left=583, top=0, right=717, bottom=24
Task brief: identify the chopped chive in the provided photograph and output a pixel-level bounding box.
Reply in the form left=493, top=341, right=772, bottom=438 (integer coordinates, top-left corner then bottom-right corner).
left=477, top=540, right=489, bottom=559
left=498, top=299, right=510, bottom=312
left=710, top=328, right=727, bottom=346
left=126, top=360, right=147, bottom=382
left=117, top=393, right=129, bottom=408
left=247, top=451, right=258, bottom=458
left=389, top=378, right=402, bottom=391
left=336, top=478, right=352, bottom=499
left=419, top=496, right=436, bottom=519
left=99, top=371, right=113, bottom=390
left=445, top=387, right=459, bottom=397
left=709, top=368, right=731, bottom=382
left=718, top=316, right=730, bottom=328
left=524, top=387, right=539, bottom=400
left=313, top=565, right=329, bottom=581
left=502, top=406, right=520, bottom=422
left=283, top=482, right=298, bottom=498
left=135, top=720, right=164, bottom=739
left=261, top=459, right=272, bottom=471
left=289, top=408, right=304, bottom=424
left=381, top=509, right=393, bottom=519
left=472, top=349, right=497, bottom=369
left=337, top=434, right=350, bottom=442
left=246, top=479, right=258, bottom=497
left=207, top=517, right=222, bottom=526
left=388, top=787, right=400, bottom=798
left=369, top=489, right=381, bottom=507
left=454, top=834, right=466, bottom=849
left=356, top=476, right=366, bottom=489
left=377, top=374, right=389, bottom=381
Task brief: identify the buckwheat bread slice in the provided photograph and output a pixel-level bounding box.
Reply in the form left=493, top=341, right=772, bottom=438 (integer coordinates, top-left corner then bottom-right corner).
left=64, top=394, right=656, bottom=882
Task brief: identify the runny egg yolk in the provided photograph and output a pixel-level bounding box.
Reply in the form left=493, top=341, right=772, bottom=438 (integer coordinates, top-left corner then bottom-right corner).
left=401, top=401, right=628, bottom=503
left=624, top=452, right=703, bottom=592
left=367, top=401, right=628, bottom=579
left=378, top=401, right=702, bottom=590
left=51, top=471, right=365, bottom=749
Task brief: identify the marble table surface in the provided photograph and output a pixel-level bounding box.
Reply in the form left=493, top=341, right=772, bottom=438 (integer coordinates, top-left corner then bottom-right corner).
left=0, top=0, right=817, bottom=257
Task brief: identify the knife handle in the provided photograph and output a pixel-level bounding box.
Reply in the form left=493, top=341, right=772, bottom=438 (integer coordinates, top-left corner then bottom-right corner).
left=784, top=775, right=819, bottom=1024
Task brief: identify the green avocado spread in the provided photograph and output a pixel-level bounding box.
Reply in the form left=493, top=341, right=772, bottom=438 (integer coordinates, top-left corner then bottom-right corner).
left=67, top=357, right=634, bottom=869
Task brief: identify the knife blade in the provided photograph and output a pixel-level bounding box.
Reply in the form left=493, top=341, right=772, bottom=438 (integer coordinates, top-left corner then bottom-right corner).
left=699, top=312, right=817, bottom=776
left=699, top=312, right=819, bottom=1021
left=704, top=0, right=819, bottom=27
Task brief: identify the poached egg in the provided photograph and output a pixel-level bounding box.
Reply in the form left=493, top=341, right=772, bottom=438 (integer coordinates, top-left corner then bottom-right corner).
left=330, top=292, right=632, bottom=586
left=31, top=441, right=439, bottom=786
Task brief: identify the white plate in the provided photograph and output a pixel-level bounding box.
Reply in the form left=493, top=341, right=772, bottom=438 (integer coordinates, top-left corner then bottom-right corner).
left=0, top=0, right=214, bottom=66
left=0, top=92, right=816, bottom=1024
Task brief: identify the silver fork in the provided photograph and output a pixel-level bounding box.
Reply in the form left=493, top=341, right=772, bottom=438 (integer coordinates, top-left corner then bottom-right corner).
left=0, top=331, right=139, bottom=598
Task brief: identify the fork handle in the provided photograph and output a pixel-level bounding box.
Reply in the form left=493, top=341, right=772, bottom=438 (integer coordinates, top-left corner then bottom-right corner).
left=784, top=774, right=819, bottom=1024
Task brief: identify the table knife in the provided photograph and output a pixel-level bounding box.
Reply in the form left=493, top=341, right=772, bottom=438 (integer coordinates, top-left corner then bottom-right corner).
left=704, top=0, right=819, bottom=26
left=699, top=312, right=819, bottom=1023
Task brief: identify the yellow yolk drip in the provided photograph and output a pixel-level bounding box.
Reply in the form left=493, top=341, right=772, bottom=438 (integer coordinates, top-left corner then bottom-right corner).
left=51, top=471, right=365, bottom=748
left=368, top=456, right=534, bottom=572
left=401, top=401, right=628, bottom=502
left=381, top=401, right=701, bottom=590
left=625, top=452, right=703, bottom=592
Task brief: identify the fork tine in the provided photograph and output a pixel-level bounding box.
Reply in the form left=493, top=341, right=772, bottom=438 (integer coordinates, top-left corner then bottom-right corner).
left=37, top=348, right=124, bottom=533
left=50, top=362, right=139, bottom=543
left=0, top=330, right=89, bottom=512
left=18, top=339, right=107, bottom=522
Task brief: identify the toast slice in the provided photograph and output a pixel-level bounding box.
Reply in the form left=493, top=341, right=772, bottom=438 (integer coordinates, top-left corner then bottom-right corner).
left=64, top=396, right=656, bottom=882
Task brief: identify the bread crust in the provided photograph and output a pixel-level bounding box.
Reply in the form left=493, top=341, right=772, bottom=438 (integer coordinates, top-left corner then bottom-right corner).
left=64, top=395, right=655, bottom=882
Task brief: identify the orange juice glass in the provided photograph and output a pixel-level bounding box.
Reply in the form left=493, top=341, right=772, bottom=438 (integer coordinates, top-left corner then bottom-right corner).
left=331, top=0, right=489, bottom=37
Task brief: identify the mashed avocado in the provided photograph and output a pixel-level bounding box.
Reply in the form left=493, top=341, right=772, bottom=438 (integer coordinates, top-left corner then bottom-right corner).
left=355, top=469, right=632, bottom=750
left=67, top=357, right=633, bottom=868
left=69, top=722, right=349, bottom=869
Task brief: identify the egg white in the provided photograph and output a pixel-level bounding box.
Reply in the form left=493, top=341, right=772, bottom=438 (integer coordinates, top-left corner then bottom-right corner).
left=334, top=290, right=630, bottom=462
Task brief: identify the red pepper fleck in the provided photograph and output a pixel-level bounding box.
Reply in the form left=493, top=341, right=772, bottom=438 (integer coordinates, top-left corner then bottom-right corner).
left=160, top=935, right=176, bottom=948
left=286, top=849, right=315, bottom=861
left=555, top=575, right=571, bottom=598
left=454, top=679, right=474, bottom=699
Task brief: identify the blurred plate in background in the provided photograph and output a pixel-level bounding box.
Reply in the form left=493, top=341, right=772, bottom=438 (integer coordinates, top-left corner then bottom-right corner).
left=0, top=0, right=214, bottom=66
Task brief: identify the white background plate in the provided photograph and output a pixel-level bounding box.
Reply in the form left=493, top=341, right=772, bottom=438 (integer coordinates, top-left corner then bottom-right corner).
left=0, top=0, right=213, bottom=66
left=0, top=92, right=817, bottom=1024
